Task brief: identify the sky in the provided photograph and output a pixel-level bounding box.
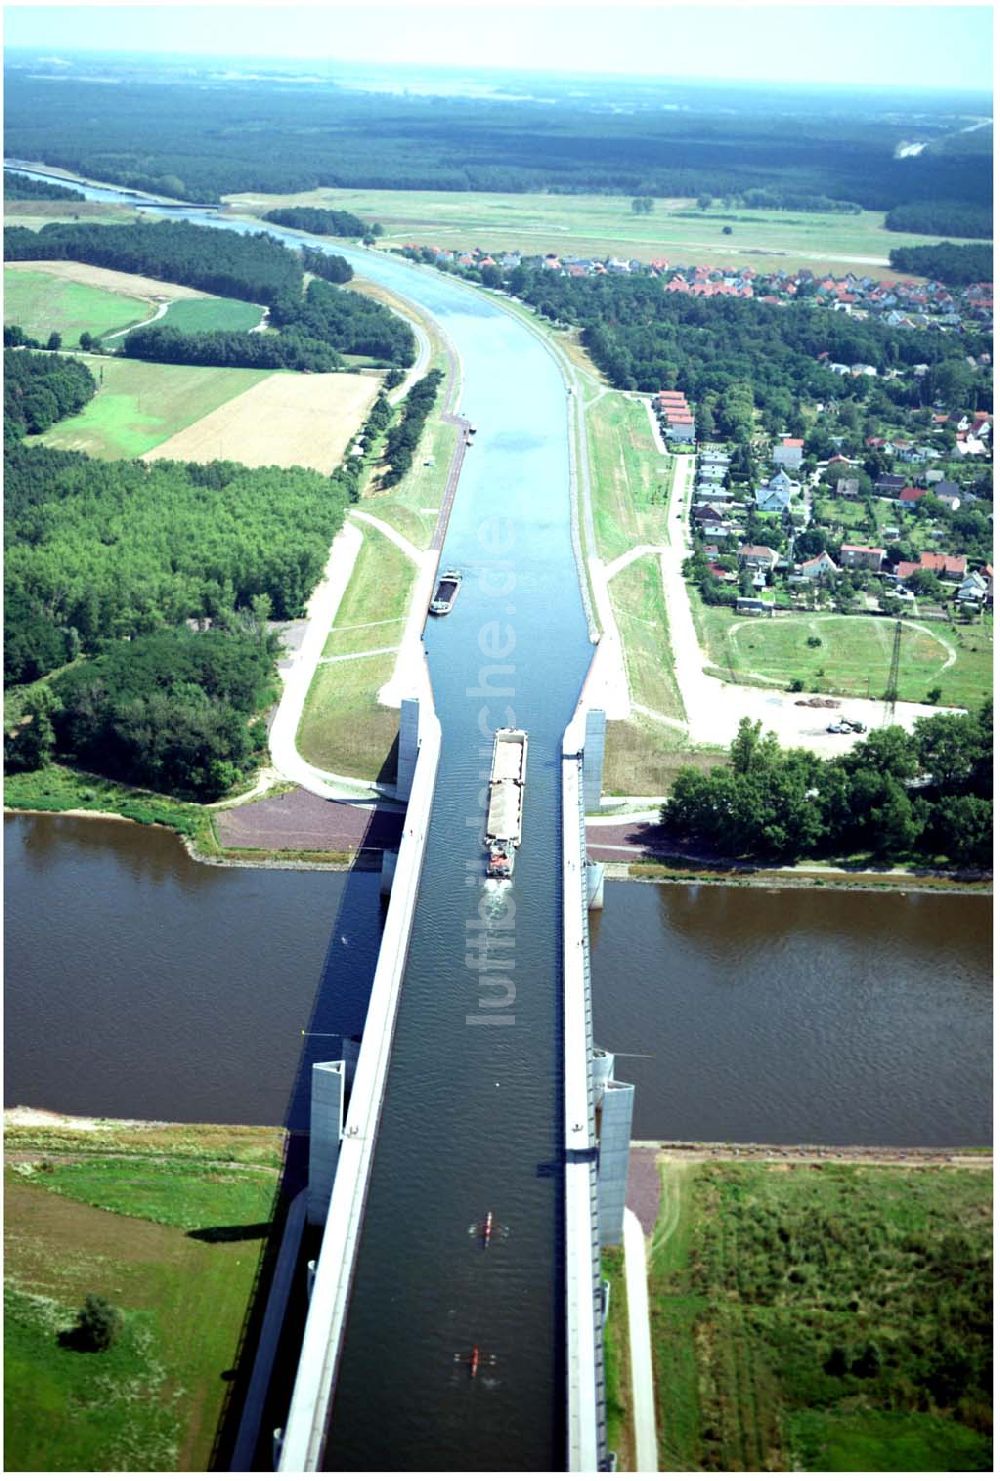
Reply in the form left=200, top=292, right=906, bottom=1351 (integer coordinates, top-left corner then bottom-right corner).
left=3, top=1, right=994, bottom=93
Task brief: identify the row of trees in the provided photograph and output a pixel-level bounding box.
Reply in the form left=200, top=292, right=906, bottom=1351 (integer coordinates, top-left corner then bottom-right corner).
left=4, top=348, right=96, bottom=435
left=663, top=711, right=992, bottom=868
left=887, top=242, right=993, bottom=286
left=122, top=323, right=343, bottom=372
left=381, top=370, right=444, bottom=486
left=885, top=201, right=993, bottom=239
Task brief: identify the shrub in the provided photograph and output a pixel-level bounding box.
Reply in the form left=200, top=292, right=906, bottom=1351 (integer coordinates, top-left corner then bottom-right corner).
left=75, top=1294, right=123, bottom=1352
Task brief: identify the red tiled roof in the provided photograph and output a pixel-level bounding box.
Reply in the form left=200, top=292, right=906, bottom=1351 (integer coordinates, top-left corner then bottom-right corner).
left=781, top=438, right=804, bottom=448
left=898, top=487, right=926, bottom=502
left=920, top=551, right=967, bottom=577
left=841, top=544, right=885, bottom=557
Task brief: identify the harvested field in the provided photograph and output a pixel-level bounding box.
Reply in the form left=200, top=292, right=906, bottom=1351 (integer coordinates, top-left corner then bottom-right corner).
left=5, top=258, right=211, bottom=301
left=144, top=371, right=379, bottom=473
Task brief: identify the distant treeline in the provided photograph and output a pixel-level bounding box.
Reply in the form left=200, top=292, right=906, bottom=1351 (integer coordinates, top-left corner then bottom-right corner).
left=4, top=219, right=302, bottom=304
left=887, top=242, right=993, bottom=287
left=3, top=169, right=84, bottom=203
left=885, top=201, right=993, bottom=239
left=726, top=189, right=862, bottom=213
left=448, top=261, right=989, bottom=431
left=122, top=324, right=344, bottom=372
left=265, top=206, right=372, bottom=238
left=664, top=712, right=992, bottom=869
left=3, top=73, right=991, bottom=212
left=301, top=248, right=353, bottom=284
left=4, top=347, right=96, bottom=434
left=382, top=370, right=444, bottom=486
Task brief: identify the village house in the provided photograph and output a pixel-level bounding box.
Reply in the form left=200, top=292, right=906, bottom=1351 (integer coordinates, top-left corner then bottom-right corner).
left=772, top=437, right=804, bottom=469
left=738, top=544, right=781, bottom=573
left=918, top=551, right=968, bottom=580
left=754, top=485, right=792, bottom=515
left=795, top=551, right=838, bottom=581
left=955, top=571, right=989, bottom=606
left=735, top=596, right=775, bottom=617
left=840, top=544, right=886, bottom=572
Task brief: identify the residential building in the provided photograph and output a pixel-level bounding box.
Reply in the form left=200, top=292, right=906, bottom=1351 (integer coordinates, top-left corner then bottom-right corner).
left=738, top=544, right=780, bottom=572
left=755, top=486, right=792, bottom=515
left=919, top=551, right=968, bottom=579
left=772, top=437, right=805, bottom=469
left=840, top=544, right=886, bottom=572
left=797, top=551, right=838, bottom=580
left=735, top=596, right=775, bottom=616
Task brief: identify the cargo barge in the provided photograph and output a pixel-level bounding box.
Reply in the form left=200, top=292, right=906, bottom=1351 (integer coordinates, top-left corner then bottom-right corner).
left=484, top=728, right=527, bottom=880
left=429, top=569, right=462, bottom=615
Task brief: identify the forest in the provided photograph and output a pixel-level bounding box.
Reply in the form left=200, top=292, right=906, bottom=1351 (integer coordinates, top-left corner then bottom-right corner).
left=4, top=347, right=96, bottom=434
left=885, top=201, right=993, bottom=239
left=4, top=219, right=303, bottom=304
left=663, top=711, right=993, bottom=869
left=3, top=168, right=84, bottom=202
left=2, top=70, right=991, bottom=212
left=4, top=350, right=360, bottom=797
left=121, top=324, right=344, bottom=372
left=264, top=206, right=371, bottom=238
left=269, top=277, right=416, bottom=365
left=886, top=242, right=993, bottom=286
left=458, top=262, right=990, bottom=430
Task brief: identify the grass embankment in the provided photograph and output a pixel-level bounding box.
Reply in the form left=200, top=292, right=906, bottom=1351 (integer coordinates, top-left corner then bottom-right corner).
left=229, top=188, right=968, bottom=276
left=611, top=555, right=685, bottom=725
left=322, top=524, right=415, bottom=659
left=602, top=716, right=726, bottom=798
left=33, top=354, right=272, bottom=459
left=601, top=1248, right=634, bottom=1472
left=4, top=1117, right=283, bottom=1472
left=4, top=266, right=150, bottom=342
left=649, top=1158, right=993, bottom=1472
left=694, top=603, right=993, bottom=712
left=585, top=392, right=672, bottom=561
left=3, top=200, right=140, bottom=230
left=3, top=762, right=216, bottom=848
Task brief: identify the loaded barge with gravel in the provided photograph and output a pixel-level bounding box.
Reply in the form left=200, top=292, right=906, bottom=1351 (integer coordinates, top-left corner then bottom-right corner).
left=484, top=727, right=528, bottom=880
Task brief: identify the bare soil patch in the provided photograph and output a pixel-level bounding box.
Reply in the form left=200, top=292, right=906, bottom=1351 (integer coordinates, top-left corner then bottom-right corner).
left=143, top=371, right=378, bottom=473
left=6, top=259, right=211, bottom=302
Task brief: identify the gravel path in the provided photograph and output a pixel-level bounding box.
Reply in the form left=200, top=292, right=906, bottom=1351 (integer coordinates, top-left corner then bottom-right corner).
left=214, top=789, right=404, bottom=852
left=626, top=1146, right=662, bottom=1236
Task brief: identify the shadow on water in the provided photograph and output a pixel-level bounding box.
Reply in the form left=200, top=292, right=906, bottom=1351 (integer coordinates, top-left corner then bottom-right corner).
left=208, top=786, right=396, bottom=1470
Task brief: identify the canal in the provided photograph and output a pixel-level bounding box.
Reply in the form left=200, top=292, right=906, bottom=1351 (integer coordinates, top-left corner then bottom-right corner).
left=4, top=166, right=994, bottom=1469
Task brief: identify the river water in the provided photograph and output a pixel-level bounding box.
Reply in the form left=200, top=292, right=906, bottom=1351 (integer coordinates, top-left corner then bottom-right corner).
left=4, top=168, right=994, bottom=1469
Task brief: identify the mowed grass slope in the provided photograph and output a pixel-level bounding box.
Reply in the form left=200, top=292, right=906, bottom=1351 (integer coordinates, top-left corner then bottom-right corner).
left=695, top=605, right=993, bottom=711
left=611, top=555, right=685, bottom=724
left=4, top=265, right=150, bottom=342
left=33, top=354, right=272, bottom=459
left=4, top=1121, right=283, bottom=1472
left=586, top=391, right=673, bottom=561
left=229, top=189, right=977, bottom=274
left=322, top=524, right=415, bottom=658
left=649, top=1159, right=993, bottom=1473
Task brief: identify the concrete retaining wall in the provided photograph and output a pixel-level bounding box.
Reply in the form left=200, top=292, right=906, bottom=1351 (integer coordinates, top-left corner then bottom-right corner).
left=278, top=671, right=442, bottom=1472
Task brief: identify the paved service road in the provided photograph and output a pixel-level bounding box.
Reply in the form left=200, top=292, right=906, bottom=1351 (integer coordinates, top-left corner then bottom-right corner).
left=623, top=1206, right=659, bottom=1472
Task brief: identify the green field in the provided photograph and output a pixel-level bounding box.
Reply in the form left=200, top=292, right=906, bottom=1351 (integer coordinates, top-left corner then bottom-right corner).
left=4, top=201, right=140, bottom=231
left=33, top=355, right=272, bottom=459
left=4, top=266, right=150, bottom=343
left=601, top=1248, right=633, bottom=1472
left=297, top=652, right=400, bottom=781
left=4, top=1120, right=282, bottom=1472
left=161, top=297, right=263, bottom=334
left=322, top=524, right=415, bottom=658
left=602, top=715, right=726, bottom=798
left=585, top=392, right=673, bottom=561
left=649, top=1158, right=993, bottom=1472
left=229, top=189, right=979, bottom=276
left=693, top=603, right=993, bottom=711
left=611, top=555, right=685, bottom=724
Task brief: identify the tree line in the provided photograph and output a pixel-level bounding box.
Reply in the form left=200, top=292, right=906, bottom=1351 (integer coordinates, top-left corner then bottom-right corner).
left=4, top=347, right=96, bottom=435
left=4, top=71, right=991, bottom=212
left=122, top=323, right=344, bottom=372
left=887, top=242, right=993, bottom=286
left=3, top=169, right=84, bottom=202
left=269, top=277, right=416, bottom=366
left=457, top=262, right=989, bottom=431
left=265, top=206, right=373, bottom=238
left=4, top=219, right=303, bottom=304
left=663, top=711, right=992, bottom=868
left=885, top=201, right=993, bottom=240
left=381, top=370, right=444, bottom=485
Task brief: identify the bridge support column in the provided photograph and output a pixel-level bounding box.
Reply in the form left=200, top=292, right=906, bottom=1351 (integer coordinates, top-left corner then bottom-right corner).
left=586, top=860, right=605, bottom=911
left=592, top=1049, right=635, bottom=1247
left=307, top=1061, right=346, bottom=1226
left=582, top=709, right=606, bottom=810
left=396, top=696, right=421, bottom=801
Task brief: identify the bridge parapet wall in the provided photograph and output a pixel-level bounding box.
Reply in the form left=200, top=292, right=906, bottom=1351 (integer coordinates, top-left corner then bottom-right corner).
left=278, top=670, right=441, bottom=1472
